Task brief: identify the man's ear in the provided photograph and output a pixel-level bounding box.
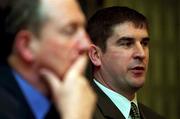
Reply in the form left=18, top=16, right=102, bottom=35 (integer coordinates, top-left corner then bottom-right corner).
left=88, top=44, right=102, bottom=66
left=14, top=30, right=36, bottom=63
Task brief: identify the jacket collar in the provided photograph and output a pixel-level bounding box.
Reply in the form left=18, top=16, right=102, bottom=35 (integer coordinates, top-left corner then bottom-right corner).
left=91, top=80, right=125, bottom=119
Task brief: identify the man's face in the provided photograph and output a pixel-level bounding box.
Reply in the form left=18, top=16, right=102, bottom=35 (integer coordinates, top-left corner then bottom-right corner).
left=32, top=0, right=90, bottom=77
left=100, top=22, right=149, bottom=91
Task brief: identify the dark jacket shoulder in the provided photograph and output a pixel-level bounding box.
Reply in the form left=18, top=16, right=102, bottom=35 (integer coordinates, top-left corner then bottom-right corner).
left=0, top=64, right=35, bottom=119
left=139, top=103, right=165, bottom=119
left=90, top=80, right=165, bottom=119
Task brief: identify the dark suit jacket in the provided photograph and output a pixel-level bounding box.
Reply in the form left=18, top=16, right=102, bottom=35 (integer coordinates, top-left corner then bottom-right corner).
left=91, top=81, right=165, bottom=119
left=0, top=64, right=59, bottom=119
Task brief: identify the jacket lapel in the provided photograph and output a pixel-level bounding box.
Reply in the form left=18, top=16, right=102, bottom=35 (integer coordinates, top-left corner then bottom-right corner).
left=91, top=81, right=125, bottom=119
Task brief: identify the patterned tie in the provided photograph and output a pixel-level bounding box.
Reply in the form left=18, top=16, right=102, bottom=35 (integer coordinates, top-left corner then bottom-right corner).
left=130, top=102, right=141, bottom=119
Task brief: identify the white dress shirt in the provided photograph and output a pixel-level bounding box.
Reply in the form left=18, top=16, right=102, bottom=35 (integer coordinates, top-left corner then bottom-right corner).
left=94, top=79, right=140, bottom=119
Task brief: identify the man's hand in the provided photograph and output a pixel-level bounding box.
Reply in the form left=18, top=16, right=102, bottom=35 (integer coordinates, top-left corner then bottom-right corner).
left=40, top=55, right=96, bottom=119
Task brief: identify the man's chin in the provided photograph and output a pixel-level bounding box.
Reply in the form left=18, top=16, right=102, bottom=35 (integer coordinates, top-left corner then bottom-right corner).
left=130, top=78, right=145, bottom=89
left=133, top=81, right=145, bottom=90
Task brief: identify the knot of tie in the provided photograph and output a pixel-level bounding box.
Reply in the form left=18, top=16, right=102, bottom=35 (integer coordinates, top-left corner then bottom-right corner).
left=130, top=102, right=141, bottom=119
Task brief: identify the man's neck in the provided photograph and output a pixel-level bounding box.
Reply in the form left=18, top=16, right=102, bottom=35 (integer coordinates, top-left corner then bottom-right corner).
left=94, top=72, right=136, bottom=101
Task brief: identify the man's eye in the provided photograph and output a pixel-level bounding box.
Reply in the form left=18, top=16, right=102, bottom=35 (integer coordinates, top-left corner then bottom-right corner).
left=141, top=40, right=149, bottom=47
left=60, top=25, right=78, bottom=36
left=120, top=41, right=133, bottom=47
left=116, top=38, right=134, bottom=48
left=125, top=42, right=133, bottom=46
left=63, top=27, right=76, bottom=35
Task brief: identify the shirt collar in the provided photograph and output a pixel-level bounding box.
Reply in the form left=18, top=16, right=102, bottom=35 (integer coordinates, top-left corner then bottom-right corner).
left=94, top=79, right=138, bottom=119
left=13, top=70, right=51, bottom=119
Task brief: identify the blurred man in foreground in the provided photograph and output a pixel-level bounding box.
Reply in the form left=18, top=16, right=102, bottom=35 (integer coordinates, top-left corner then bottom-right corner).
left=0, top=0, right=96, bottom=119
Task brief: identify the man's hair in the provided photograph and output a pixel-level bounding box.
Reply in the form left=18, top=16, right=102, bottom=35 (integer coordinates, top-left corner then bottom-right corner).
left=87, top=6, right=149, bottom=52
left=0, top=0, right=47, bottom=62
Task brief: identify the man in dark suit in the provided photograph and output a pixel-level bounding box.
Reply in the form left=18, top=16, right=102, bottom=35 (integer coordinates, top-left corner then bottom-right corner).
left=87, top=6, right=165, bottom=119
left=0, top=0, right=96, bottom=119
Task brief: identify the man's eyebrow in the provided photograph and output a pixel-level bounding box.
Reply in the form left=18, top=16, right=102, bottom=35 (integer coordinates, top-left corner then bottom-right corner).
left=142, top=37, right=150, bottom=41
left=116, top=37, right=134, bottom=43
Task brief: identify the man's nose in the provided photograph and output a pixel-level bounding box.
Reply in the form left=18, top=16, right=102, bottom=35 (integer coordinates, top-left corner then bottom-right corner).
left=77, top=30, right=91, bottom=54
left=133, top=42, right=145, bottom=60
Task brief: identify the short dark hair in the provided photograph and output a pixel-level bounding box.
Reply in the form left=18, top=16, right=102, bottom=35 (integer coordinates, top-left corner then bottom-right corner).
left=0, top=0, right=47, bottom=62
left=87, top=6, right=149, bottom=52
